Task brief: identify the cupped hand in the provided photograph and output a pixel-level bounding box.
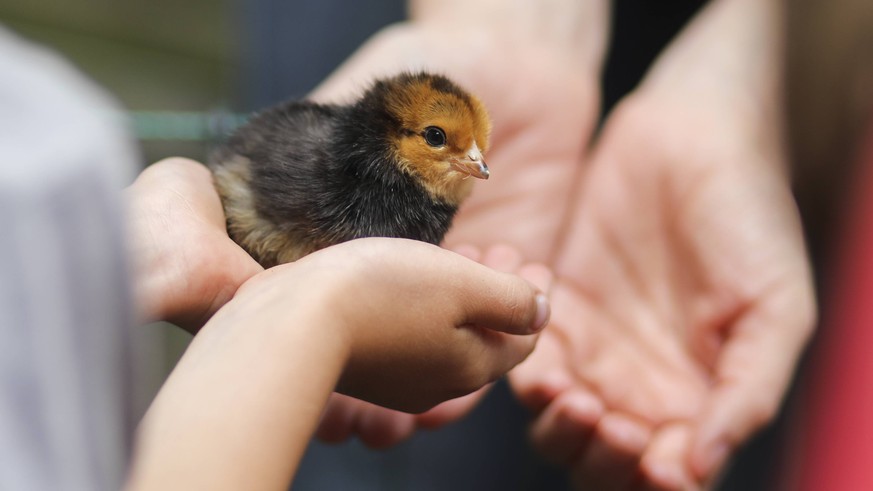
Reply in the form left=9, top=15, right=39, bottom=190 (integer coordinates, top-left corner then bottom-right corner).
left=510, top=0, right=817, bottom=486
left=513, top=93, right=814, bottom=490
left=131, top=237, right=548, bottom=490
left=230, top=238, right=550, bottom=414
left=126, top=157, right=263, bottom=332
left=315, top=243, right=554, bottom=447
left=509, top=1, right=817, bottom=488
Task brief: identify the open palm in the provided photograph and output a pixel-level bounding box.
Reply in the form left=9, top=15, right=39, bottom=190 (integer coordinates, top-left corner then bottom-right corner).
left=313, top=23, right=598, bottom=262
left=511, top=93, right=815, bottom=489
left=509, top=0, right=817, bottom=486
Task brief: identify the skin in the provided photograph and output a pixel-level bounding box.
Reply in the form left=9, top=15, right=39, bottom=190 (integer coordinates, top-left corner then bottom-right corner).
left=307, top=0, right=604, bottom=454
left=128, top=0, right=815, bottom=486
left=125, top=158, right=263, bottom=333
left=310, top=3, right=602, bottom=264
left=126, top=159, right=552, bottom=490
left=309, top=0, right=816, bottom=489
left=514, top=1, right=815, bottom=488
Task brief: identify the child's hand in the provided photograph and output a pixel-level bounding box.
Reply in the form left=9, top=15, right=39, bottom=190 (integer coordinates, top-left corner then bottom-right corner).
left=131, top=238, right=550, bottom=490
left=235, top=238, right=551, bottom=413
left=314, top=243, right=554, bottom=448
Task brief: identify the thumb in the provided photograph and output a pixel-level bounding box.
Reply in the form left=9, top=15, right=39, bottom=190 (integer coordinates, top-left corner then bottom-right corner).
left=454, top=264, right=551, bottom=336
left=690, top=288, right=815, bottom=481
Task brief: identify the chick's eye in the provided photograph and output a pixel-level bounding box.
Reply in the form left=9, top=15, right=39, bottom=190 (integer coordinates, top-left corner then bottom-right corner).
left=423, top=126, right=446, bottom=147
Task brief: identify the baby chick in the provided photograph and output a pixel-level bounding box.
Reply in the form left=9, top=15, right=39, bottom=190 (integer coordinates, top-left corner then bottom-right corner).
left=209, top=72, right=491, bottom=267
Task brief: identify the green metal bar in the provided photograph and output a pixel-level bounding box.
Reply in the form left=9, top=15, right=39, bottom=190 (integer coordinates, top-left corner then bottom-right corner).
left=129, top=111, right=249, bottom=141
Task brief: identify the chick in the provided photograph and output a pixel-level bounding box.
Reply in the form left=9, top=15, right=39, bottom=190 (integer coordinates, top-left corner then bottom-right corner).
left=209, top=72, right=491, bottom=267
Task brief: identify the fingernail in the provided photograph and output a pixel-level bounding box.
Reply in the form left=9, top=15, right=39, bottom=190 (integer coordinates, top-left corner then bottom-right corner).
left=532, top=293, right=551, bottom=332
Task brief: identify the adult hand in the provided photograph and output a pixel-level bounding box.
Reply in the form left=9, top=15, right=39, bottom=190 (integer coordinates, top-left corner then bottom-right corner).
left=126, top=157, right=263, bottom=332
left=309, top=0, right=608, bottom=447
left=313, top=0, right=606, bottom=262
left=510, top=0, right=816, bottom=489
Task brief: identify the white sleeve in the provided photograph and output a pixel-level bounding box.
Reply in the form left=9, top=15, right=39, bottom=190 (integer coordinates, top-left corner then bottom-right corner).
left=0, top=26, right=139, bottom=491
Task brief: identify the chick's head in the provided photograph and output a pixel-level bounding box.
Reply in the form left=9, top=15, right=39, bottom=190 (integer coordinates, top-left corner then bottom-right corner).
left=380, top=73, right=492, bottom=205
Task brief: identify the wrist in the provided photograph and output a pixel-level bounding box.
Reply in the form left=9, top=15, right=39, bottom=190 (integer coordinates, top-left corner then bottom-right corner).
left=643, top=0, right=781, bottom=112
left=230, top=263, right=356, bottom=370
left=129, top=272, right=352, bottom=490
left=409, top=0, right=611, bottom=74
left=637, top=0, right=786, bottom=172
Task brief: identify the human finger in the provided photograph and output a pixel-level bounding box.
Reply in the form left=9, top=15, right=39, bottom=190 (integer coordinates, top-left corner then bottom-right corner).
left=508, top=283, right=582, bottom=411
left=450, top=243, right=482, bottom=262
left=529, top=389, right=604, bottom=466
left=689, top=288, right=815, bottom=480
left=638, top=423, right=698, bottom=491
left=415, top=385, right=491, bottom=429
left=517, top=263, right=554, bottom=297
left=355, top=405, right=416, bottom=449
left=316, top=393, right=366, bottom=444
left=481, top=243, right=524, bottom=273
left=570, top=413, right=651, bottom=491
left=455, top=266, right=550, bottom=336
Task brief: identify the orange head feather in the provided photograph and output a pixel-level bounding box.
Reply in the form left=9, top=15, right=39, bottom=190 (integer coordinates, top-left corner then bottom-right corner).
left=377, top=73, right=492, bottom=205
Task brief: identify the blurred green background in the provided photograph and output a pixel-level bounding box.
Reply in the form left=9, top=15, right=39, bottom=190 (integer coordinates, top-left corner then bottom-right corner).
left=0, top=0, right=238, bottom=165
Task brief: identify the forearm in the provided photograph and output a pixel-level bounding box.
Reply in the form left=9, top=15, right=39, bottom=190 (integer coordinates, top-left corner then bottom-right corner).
left=312, top=0, right=610, bottom=104
left=127, top=290, right=348, bottom=491
left=640, top=0, right=784, bottom=168
left=644, top=0, right=781, bottom=91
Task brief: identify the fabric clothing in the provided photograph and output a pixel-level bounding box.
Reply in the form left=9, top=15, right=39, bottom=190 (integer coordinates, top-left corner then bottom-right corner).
left=0, top=26, right=138, bottom=491
left=790, top=116, right=873, bottom=491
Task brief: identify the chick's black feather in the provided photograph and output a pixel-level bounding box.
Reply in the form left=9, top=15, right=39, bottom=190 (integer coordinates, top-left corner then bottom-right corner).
left=209, top=78, right=459, bottom=267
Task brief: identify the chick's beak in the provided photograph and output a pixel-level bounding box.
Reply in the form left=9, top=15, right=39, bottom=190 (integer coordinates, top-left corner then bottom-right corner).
left=450, top=143, right=490, bottom=179
left=451, top=158, right=489, bottom=180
